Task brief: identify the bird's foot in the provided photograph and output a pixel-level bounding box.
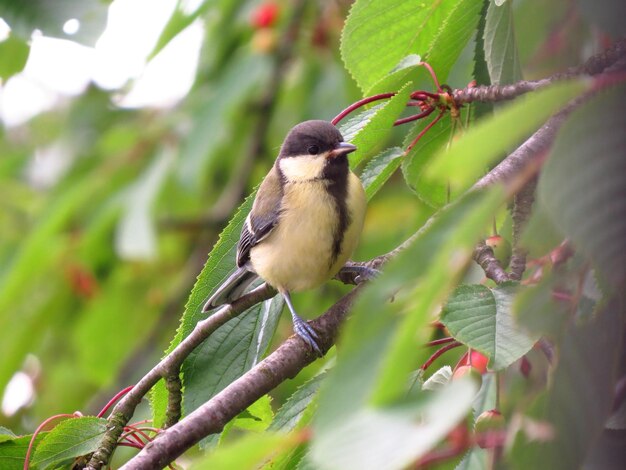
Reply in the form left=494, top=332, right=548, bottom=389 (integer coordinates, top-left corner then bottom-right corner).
left=291, top=313, right=322, bottom=356
left=338, top=264, right=381, bottom=284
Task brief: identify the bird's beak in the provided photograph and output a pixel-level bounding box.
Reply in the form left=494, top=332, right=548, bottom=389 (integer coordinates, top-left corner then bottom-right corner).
left=328, top=141, right=357, bottom=159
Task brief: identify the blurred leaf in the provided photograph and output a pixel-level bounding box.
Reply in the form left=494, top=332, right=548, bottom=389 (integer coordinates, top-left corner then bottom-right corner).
left=424, top=79, right=589, bottom=193
left=472, top=0, right=494, bottom=119
left=422, top=366, right=452, bottom=391
left=115, top=149, right=173, bottom=260
left=0, top=433, right=47, bottom=470
left=441, top=283, right=539, bottom=370
left=360, top=147, right=404, bottom=201
left=149, top=1, right=209, bottom=60
left=341, top=0, right=482, bottom=93
left=0, top=163, right=134, bottom=390
left=178, top=54, right=271, bottom=190
left=314, top=188, right=505, bottom=437
left=511, top=301, right=623, bottom=469
left=340, top=83, right=412, bottom=167
left=576, top=0, right=626, bottom=36
left=538, top=84, right=626, bottom=287
left=0, top=35, right=29, bottom=80
left=483, top=0, right=523, bottom=85
left=190, top=432, right=299, bottom=470
left=0, top=0, right=108, bottom=46
left=455, top=448, right=488, bottom=470
left=270, top=373, right=326, bottom=433
left=72, top=266, right=159, bottom=387
left=311, top=379, right=477, bottom=470
left=31, top=417, right=106, bottom=470
left=454, top=372, right=497, bottom=469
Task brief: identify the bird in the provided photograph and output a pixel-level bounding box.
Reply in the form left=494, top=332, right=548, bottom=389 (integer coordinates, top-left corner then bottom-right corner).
left=202, top=120, right=368, bottom=354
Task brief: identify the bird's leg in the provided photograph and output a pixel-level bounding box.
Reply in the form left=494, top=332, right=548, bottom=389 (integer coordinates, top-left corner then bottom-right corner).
left=338, top=264, right=381, bottom=284
left=281, top=290, right=322, bottom=355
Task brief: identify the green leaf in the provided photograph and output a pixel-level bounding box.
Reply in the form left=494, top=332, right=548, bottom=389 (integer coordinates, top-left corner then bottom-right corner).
left=182, top=295, right=283, bottom=442
left=341, top=0, right=482, bottom=93
left=0, top=433, right=47, bottom=470
left=441, top=283, right=539, bottom=370
left=231, top=395, right=274, bottom=432
left=367, top=55, right=428, bottom=96
left=270, top=373, right=326, bottom=433
left=421, top=0, right=484, bottom=83
left=537, top=84, right=626, bottom=287
left=511, top=301, right=623, bottom=469
left=311, top=379, right=478, bottom=470
left=0, top=35, right=29, bottom=81
left=314, top=188, right=506, bottom=436
left=360, top=147, right=404, bottom=201
left=339, top=84, right=412, bottom=167
left=472, top=0, right=494, bottom=119
left=483, top=0, right=523, bottom=85
left=401, top=113, right=454, bottom=207
left=151, top=192, right=284, bottom=429
left=423, top=79, right=589, bottom=193
left=0, top=427, right=16, bottom=444
left=31, top=417, right=107, bottom=470
left=190, top=432, right=299, bottom=470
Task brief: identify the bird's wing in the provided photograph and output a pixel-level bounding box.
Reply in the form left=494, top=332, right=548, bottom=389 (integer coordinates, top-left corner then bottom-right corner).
left=236, top=167, right=283, bottom=267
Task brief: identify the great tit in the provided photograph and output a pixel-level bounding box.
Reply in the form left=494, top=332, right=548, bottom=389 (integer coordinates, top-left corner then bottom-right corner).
left=202, top=120, right=366, bottom=354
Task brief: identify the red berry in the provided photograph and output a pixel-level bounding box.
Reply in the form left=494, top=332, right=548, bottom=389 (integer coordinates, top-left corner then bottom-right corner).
left=469, top=351, right=489, bottom=374
left=452, top=365, right=483, bottom=389
left=475, top=409, right=505, bottom=449
left=251, top=2, right=279, bottom=29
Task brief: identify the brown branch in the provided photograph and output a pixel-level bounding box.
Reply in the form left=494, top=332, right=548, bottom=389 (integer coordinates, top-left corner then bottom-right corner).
left=453, top=38, right=626, bottom=106
left=509, top=178, right=537, bottom=280
left=118, top=288, right=362, bottom=469
left=473, top=241, right=510, bottom=284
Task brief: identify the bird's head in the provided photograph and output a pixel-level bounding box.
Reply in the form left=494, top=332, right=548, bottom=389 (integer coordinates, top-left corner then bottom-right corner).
left=277, top=120, right=356, bottom=182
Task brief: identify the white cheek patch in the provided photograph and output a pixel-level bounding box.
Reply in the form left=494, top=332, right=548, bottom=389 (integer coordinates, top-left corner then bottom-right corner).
left=279, top=154, right=327, bottom=181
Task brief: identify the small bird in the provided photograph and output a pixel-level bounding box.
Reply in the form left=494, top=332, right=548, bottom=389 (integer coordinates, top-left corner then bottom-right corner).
left=203, top=120, right=367, bottom=354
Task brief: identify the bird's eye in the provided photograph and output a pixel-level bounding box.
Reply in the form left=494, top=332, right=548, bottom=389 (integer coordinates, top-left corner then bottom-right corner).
left=307, top=145, right=319, bottom=155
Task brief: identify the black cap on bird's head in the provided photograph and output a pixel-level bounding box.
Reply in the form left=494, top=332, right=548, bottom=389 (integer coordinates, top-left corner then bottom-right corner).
left=279, top=120, right=357, bottom=159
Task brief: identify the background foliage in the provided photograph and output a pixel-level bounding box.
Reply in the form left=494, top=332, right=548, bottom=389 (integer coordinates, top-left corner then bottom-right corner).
left=0, top=0, right=624, bottom=468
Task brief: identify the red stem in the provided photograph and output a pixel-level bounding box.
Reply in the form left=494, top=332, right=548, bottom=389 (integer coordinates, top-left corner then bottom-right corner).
left=331, top=92, right=396, bottom=125
left=425, top=337, right=456, bottom=347
left=97, top=385, right=134, bottom=418
left=394, top=106, right=435, bottom=126
left=24, top=413, right=80, bottom=470
left=421, top=341, right=462, bottom=371
left=406, top=108, right=446, bottom=152
left=419, top=62, right=442, bottom=91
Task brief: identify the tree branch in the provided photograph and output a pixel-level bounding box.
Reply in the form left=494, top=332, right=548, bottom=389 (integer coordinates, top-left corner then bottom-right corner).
left=119, top=288, right=362, bottom=469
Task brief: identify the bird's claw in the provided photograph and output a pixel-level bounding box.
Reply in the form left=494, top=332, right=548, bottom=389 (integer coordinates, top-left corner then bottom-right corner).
left=291, top=314, right=322, bottom=356
left=340, top=265, right=381, bottom=284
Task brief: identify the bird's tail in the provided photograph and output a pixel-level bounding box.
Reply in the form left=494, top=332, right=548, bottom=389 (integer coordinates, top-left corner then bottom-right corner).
left=202, top=266, right=259, bottom=312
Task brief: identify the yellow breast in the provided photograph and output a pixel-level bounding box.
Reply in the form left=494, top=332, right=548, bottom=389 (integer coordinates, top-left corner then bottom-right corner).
left=250, top=172, right=365, bottom=292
